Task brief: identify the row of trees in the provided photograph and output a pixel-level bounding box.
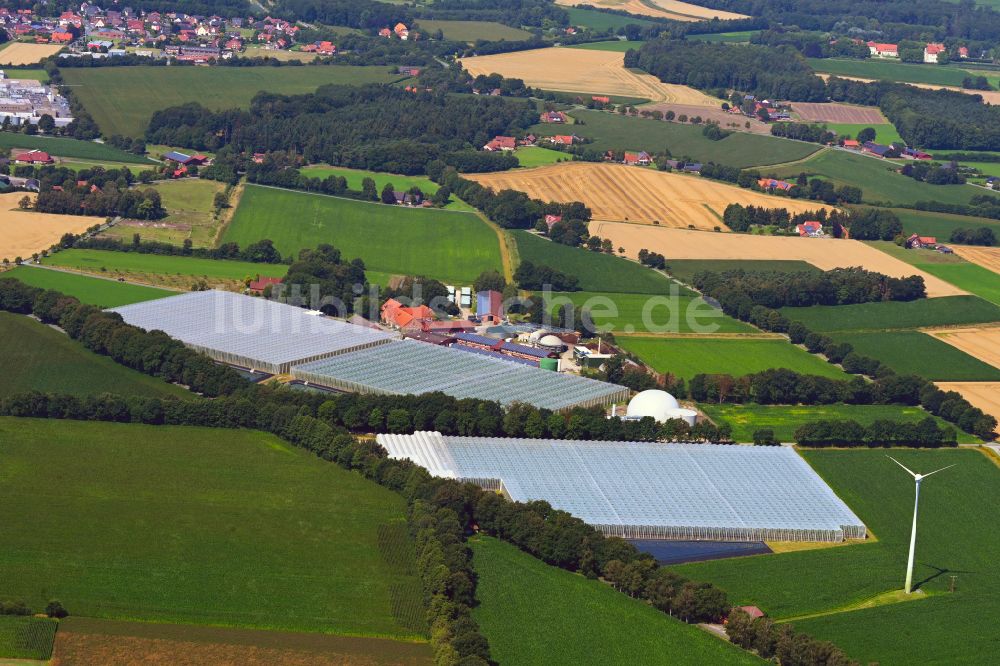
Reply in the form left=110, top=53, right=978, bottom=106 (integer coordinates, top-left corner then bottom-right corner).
left=513, top=260, right=579, bottom=291
left=692, top=266, right=926, bottom=309
left=73, top=236, right=285, bottom=264
left=949, top=227, right=996, bottom=246
left=34, top=183, right=165, bottom=219
left=726, top=607, right=855, bottom=666
left=794, top=418, right=957, bottom=447
left=721, top=203, right=841, bottom=234
left=901, top=161, right=966, bottom=185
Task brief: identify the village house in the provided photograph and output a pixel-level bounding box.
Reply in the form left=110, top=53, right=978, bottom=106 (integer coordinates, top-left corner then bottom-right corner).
left=13, top=149, right=53, bottom=164
left=867, top=41, right=899, bottom=58
left=862, top=141, right=893, bottom=158
left=905, top=234, right=938, bottom=249
left=540, top=110, right=568, bottom=123
left=623, top=151, right=652, bottom=166
left=924, top=43, right=946, bottom=63
left=902, top=147, right=932, bottom=160
left=549, top=134, right=579, bottom=146
left=842, top=139, right=861, bottom=150
left=592, top=96, right=610, bottom=104
left=796, top=221, right=823, bottom=238
left=758, top=178, right=793, bottom=191
left=394, top=22, right=409, bottom=40
left=483, top=136, right=516, bottom=151
left=544, top=214, right=562, bottom=231
left=381, top=299, right=435, bottom=329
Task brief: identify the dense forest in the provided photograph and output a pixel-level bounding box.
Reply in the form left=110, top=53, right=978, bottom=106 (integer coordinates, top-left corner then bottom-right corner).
left=146, top=86, right=537, bottom=175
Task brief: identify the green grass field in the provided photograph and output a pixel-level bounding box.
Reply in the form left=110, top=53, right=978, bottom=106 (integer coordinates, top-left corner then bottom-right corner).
left=415, top=19, right=532, bottom=41
left=872, top=242, right=1000, bottom=306
left=538, top=110, right=819, bottom=169
left=890, top=207, right=1000, bottom=239
left=545, top=291, right=754, bottom=334
left=701, top=403, right=978, bottom=443
left=686, top=31, right=755, bottom=43
left=1, top=266, right=174, bottom=306
left=778, top=295, right=1000, bottom=331
left=830, top=330, right=1000, bottom=381
left=618, top=337, right=851, bottom=380
left=223, top=185, right=501, bottom=283
left=568, top=40, right=645, bottom=52
left=42, top=249, right=288, bottom=282
left=0, top=133, right=154, bottom=163
left=769, top=149, right=979, bottom=206
left=0, top=616, right=57, bottom=660
left=102, top=179, right=227, bottom=246
left=471, top=537, right=759, bottom=665
left=676, top=448, right=999, bottom=664
left=297, top=166, right=473, bottom=211
left=666, top=259, right=819, bottom=284
left=0, top=311, right=192, bottom=400
left=515, top=231, right=673, bottom=294
left=807, top=58, right=972, bottom=87
left=515, top=146, right=567, bottom=168
left=564, top=7, right=657, bottom=29
left=0, top=67, right=49, bottom=81
left=0, top=418, right=426, bottom=638
left=62, top=66, right=406, bottom=137
left=822, top=123, right=902, bottom=145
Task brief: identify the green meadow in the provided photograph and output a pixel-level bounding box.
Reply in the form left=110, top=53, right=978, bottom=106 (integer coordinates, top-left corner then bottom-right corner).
left=822, top=123, right=903, bottom=145
left=0, top=311, right=192, bottom=400
left=687, top=31, right=755, bottom=43
left=415, top=19, right=532, bottom=41
left=0, top=418, right=427, bottom=639
left=831, top=330, right=1000, bottom=381
left=568, top=40, right=645, bottom=52
left=545, top=291, right=754, bottom=334
left=890, top=207, right=1000, bottom=239
left=666, top=259, right=818, bottom=284
left=564, top=7, right=657, bottom=29
left=677, top=448, right=1000, bottom=664
left=618, top=337, right=851, bottom=380
left=807, top=58, right=971, bottom=87
left=63, top=66, right=406, bottom=137
left=42, top=249, right=289, bottom=282
left=1, top=266, right=174, bottom=307
left=223, top=185, right=502, bottom=283
left=0, top=133, right=154, bottom=163
left=297, top=166, right=474, bottom=211
left=778, top=295, right=1000, bottom=332
left=515, top=146, right=567, bottom=168
left=472, top=537, right=759, bottom=665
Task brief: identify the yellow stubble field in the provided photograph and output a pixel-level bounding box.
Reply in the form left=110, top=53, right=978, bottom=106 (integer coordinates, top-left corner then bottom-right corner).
left=467, top=162, right=833, bottom=230
left=0, top=42, right=65, bottom=65
left=936, top=382, right=1000, bottom=424
left=952, top=245, right=1000, bottom=275
left=0, top=193, right=101, bottom=260
left=555, top=0, right=746, bottom=21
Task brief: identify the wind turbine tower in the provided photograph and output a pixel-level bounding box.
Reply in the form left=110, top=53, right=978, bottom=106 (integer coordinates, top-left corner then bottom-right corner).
left=888, top=456, right=955, bottom=594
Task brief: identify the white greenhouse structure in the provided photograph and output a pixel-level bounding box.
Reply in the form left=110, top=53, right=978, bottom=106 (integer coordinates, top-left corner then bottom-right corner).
left=377, top=432, right=867, bottom=542
left=108, top=290, right=396, bottom=374
left=291, top=339, right=629, bottom=411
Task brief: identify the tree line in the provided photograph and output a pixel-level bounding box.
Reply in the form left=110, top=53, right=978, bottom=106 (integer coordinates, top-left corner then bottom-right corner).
left=72, top=236, right=286, bottom=264
left=794, top=418, right=956, bottom=447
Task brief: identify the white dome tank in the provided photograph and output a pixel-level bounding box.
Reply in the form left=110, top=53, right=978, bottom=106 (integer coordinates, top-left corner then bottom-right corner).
left=626, top=390, right=681, bottom=422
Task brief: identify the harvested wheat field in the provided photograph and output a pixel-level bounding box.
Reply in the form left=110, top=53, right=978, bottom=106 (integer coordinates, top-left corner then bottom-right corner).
left=791, top=102, right=887, bottom=124
left=0, top=42, right=65, bottom=65
left=591, top=222, right=966, bottom=298
left=927, top=327, right=1000, bottom=370
left=555, top=0, right=746, bottom=21
left=952, top=245, right=1000, bottom=276
left=0, top=193, right=100, bottom=260
left=459, top=48, right=718, bottom=106
left=935, top=382, right=1000, bottom=424
left=468, top=162, right=832, bottom=230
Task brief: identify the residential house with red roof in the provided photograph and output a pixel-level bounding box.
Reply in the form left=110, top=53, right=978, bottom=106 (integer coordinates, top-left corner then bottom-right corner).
left=623, top=151, right=651, bottom=166
left=14, top=149, right=53, bottom=164
left=757, top=177, right=793, bottom=191
left=867, top=41, right=898, bottom=58
left=924, top=43, right=946, bottom=63
left=484, top=136, right=516, bottom=151
left=796, top=221, right=823, bottom=237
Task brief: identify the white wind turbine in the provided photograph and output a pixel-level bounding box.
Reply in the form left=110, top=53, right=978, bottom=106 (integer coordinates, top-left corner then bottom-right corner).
left=888, top=456, right=955, bottom=594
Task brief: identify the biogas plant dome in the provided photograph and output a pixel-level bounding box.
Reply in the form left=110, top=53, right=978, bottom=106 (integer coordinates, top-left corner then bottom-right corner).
left=626, top=390, right=681, bottom=420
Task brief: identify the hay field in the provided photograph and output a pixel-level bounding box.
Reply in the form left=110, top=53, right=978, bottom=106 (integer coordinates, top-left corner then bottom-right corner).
left=459, top=48, right=718, bottom=106
left=936, top=382, right=1000, bottom=423
left=555, top=0, right=746, bottom=21
left=0, top=42, right=63, bottom=65
left=591, top=222, right=966, bottom=297
left=952, top=245, right=1000, bottom=275
left=0, top=193, right=101, bottom=260
left=927, top=327, right=1000, bottom=370
left=467, top=162, right=832, bottom=230
left=791, top=102, right=887, bottom=124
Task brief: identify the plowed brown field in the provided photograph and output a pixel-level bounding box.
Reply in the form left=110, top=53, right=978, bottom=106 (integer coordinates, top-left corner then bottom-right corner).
left=591, top=221, right=966, bottom=298
left=555, top=0, right=746, bottom=21
left=952, top=245, right=1000, bottom=275
left=468, top=162, right=834, bottom=230
left=0, top=193, right=101, bottom=260
left=927, top=327, right=1000, bottom=370
left=0, top=42, right=64, bottom=65
left=935, top=381, right=1000, bottom=424
left=459, top=48, right=718, bottom=106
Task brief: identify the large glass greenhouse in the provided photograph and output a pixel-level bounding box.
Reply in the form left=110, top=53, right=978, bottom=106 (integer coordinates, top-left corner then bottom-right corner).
left=108, top=290, right=396, bottom=374
left=377, top=432, right=867, bottom=542
left=291, top=339, right=629, bottom=411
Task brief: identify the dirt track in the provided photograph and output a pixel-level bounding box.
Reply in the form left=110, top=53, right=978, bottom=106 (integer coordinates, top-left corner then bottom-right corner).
left=467, top=162, right=833, bottom=230
left=591, top=222, right=966, bottom=298
left=791, top=102, right=887, bottom=124
left=0, top=42, right=64, bottom=65
left=0, top=193, right=100, bottom=260
left=459, top=48, right=719, bottom=106
left=555, top=0, right=746, bottom=20
left=935, top=382, right=1000, bottom=424
left=927, top=327, right=1000, bottom=370
left=952, top=245, right=1000, bottom=276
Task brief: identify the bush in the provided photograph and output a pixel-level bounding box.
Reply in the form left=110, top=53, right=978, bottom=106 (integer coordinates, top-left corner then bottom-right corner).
left=753, top=428, right=778, bottom=446
left=45, top=600, right=68, bottom=618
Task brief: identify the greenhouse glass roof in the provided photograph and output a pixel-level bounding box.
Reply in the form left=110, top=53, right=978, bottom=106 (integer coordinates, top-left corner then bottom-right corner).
left=377, top=432, right=867, bottom=542
left=292, top=340, right=628, bottom=410
left=108, top=290, right=395, bottom=369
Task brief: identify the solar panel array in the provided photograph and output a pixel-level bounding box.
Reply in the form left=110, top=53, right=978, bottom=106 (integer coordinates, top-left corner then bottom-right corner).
left=291, top=339, right=629, bottom=411
left=378, top=432, right=867, bottom=542
left=108, top=290, right=395, bottom=373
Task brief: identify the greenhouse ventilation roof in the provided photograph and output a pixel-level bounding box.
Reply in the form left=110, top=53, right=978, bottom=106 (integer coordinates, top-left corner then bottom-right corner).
left=377, top=432, right=867, bottom=542
left=108, top=290, right=395, bottom=373
left=291, top=339, right=628, bottom=410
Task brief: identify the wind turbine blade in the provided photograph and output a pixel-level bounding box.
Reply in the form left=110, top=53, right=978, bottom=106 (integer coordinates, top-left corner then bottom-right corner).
left=887, top=456, right=918, bottom=478
left=920, top=464, right=956, bottom=479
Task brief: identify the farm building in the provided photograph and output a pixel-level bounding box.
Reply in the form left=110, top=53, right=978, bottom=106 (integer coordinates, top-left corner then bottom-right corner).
left=867, top=41, right=898, bottom=58
left=377, top=432, right=868, bottom=542
left=290, top=339, right=627, bottom=411
left=476, top=289, right=503, bottom=321
left=108, top=290, right=396, bottom=374
left=758, top=178, right=793, bottom=191
left=483, top=136, right=516, bottom=151
left=796, top=221, right=823, bottom=237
